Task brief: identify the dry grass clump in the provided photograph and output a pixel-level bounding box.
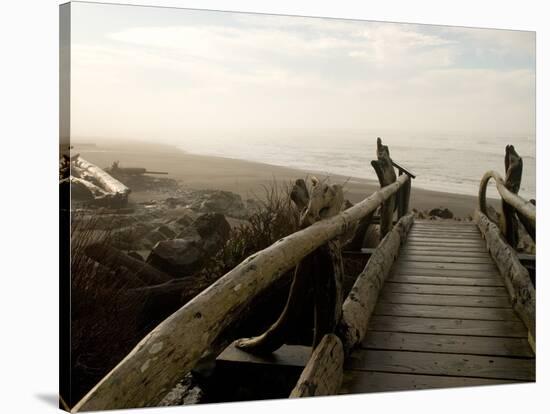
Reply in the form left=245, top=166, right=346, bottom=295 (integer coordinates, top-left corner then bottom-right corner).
left=204, top=182, right=300, bottom=279
left=70, top=213, right=146, bottom=403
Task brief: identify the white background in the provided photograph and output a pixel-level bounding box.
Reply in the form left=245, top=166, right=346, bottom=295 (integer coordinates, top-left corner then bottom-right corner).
left=0, top=0, right=547, bottom=412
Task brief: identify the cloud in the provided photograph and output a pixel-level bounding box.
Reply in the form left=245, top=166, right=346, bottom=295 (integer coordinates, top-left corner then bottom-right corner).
left=70, top=13, right=535, bottom=140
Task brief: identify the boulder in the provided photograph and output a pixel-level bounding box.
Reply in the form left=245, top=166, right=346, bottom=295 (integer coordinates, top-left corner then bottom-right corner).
left=147, top=238, right=205, bottom=276
left=193, top=190, right=247, bottom=218
left=157, top=224, right=177, bottom=239
left=147, top=213, right=231, bottom=276
left=127, top=251, right=144, bottom=261
left=428, top=207, right=454, bottom=219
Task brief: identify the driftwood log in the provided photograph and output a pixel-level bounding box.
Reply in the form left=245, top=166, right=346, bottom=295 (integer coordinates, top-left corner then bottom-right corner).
left=235, top=177, right=344, bottom=353
left=73, top=173, right=409, bottom=411
left=85, top=243, right=171, bottom=285
left=339, top=213, right=414, bottom=351
left=474, top=210, right=535, bottom=348
left=68, top=176, right=110, bottom=199
left=72, top=156, right=130, bottom=206
left=371, top=138, right=397, bottom=238
left=289, top=334, right=344, bottom=398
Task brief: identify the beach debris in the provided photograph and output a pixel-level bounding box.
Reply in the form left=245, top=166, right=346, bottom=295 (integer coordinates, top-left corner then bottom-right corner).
left=428, top=207, right=454, bottom=219
left=67, top=155, right=131, bottom=207
left=147, top=213, right=231, bottom=277
left=106, top=161, right=168, bottom=176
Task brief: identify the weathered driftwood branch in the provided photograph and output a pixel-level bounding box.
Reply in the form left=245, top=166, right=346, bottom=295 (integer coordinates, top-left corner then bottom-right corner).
left=474, top=210, right=535, bottom=347
left=235, top=178, right=344, bottom=353
left=85, top=243, right=171, bottom=286
left=289, top=334, right=344, bottom=398
left=73, top=174, right=409, bottom=412
left=72, top=156, right=130, bottom=206
left=371, top=138, right=397, bottom=238
left=478, top=168, right=535, bottom=236
left=290, top=178, right=310, bottom=212
left=338, top=213, right=414, bottom=351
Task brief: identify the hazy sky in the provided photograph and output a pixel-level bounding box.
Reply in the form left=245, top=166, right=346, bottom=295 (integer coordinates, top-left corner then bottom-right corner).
left=70, top=2, right=535, bottom=141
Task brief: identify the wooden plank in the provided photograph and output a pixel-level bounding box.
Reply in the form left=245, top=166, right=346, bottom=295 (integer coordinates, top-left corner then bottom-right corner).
left=340, top=371, right=517, bottom=394
left=401, top=250, right=490, bottom=258
left=409, top=232, right=481, bottom=238
left=409, top=233, right=481, bottom=239
left=383, top=283, right=508, bottom=296
left=362, top=331, right=534, bottom=357
left=217, top=343, right=311, bottom=368
left=411, top=226, right=480, bottom=231
left=369, top=315, right=527, bottom=337
left=399, top=255, right=495, bottom=264
left=413, top=222, right=477, bottom=228
left=404, top=243, right=486, bottom=251
left=379, top=292, right=512, bottom=308
left=410, top=228, right=480, bottom=234
left=407, top=237, right=485, bottom=245
left=346, top=349, right=535, bottom=381
left=409, top=231, right=482, bottom=237
left=374, top=303, right=518, bottom=321
left=405, top=243, right=486, bottom=250
left=397, top=261, right=498, bottom=272
left=387, top=275, right=503, bottom=287
left=391, top=266, right=500, bottom=278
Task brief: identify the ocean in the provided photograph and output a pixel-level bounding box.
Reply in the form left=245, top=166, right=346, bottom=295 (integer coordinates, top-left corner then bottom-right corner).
left=176, top=129, right=536, bottom=200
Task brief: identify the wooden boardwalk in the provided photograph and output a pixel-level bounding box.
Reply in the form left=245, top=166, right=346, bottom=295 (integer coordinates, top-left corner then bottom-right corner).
left=340, top=220, right=535, bottom=394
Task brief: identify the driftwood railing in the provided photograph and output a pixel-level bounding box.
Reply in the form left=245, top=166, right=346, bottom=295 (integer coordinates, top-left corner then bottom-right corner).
left=475, top=144, right=536, bottom=349
left=73, top=138, right=414, bottom=411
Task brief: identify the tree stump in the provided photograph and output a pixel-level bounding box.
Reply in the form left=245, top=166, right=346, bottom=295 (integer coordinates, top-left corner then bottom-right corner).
left=502, top=145, right=523, bottom=248
left=235, top=177, right=345, bottom=354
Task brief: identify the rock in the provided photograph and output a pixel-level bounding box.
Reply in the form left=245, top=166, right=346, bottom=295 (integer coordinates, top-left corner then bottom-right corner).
left=194, top=213, right=230, bottom=240
left=148, top=213, right=231, bottom=276
left=176, top=215, right=194, bottom=227
left=144, top=229, right=168, bottom=247
left=178, top=213, right=230, bottom=253
left=192, top=190, right=247, bottom=218
left=165, top=190, right=249, bottom=218
left=147, top=238, right=205, bottom=276
left=127, top=251, right=144, bottom=261
left=157, top=224, right=177, bottom=239
left=428, top=207, right=454, bottom=219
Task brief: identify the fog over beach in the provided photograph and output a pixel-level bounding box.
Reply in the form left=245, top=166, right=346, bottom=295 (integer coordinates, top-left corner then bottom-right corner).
left=69, top=3, right=536, bottom=203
